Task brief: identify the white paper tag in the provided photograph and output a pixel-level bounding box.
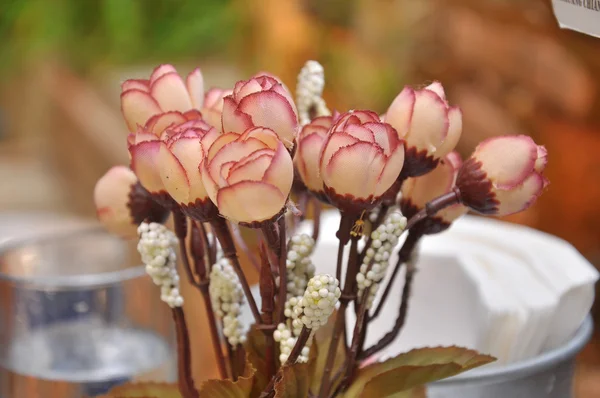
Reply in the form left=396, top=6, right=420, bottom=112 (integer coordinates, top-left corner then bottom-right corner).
left=552, top=0, right=600, bottom=38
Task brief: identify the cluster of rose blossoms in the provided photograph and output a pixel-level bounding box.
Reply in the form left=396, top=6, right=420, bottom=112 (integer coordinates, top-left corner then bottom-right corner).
left=92, top=60, right=548, bottom=396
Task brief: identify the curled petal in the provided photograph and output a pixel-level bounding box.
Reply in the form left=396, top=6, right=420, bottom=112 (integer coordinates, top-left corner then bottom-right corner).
left=436, top=106, right=462, bottom=157
left=406, top=89, right=449, bottom=154
left=158, top=144, right=190, bottom=204
left=474, top=135, right=538, bottom=190
left=238, top=91, right=299, bottom=148
left=130, top=141, right=164, bottom=193
left=262, top=141, right=294, bottom=195
left=344, top=124, right=376, bottom=143
left=535, top=146, right=548, bottom=172
left=385, top=87, right=416, bottom=139
left=150, top=72, right=193, bottom=112
left=494, top=172, right=546, bottom=216
left=366, top=122, right=400, bottom=155
left=222, top=96, right=253, bottom=135
left=121, top=90, right=162, bottom=132
left=402, top=153, right=457, bottom=208
left=200, top=160, right=219, bottom=205
left=227, top=153, right=273, bottom=184
left=319, top=132, right=360, bottom=169
left=169, top=137, right=209, bottom=201
left=186, top=68, right=204, bottom=109
left=374, top=146, right=405, bottom=197
left=216, top=181, right=286, bottom=223
left=150, top=64, right=178, bottom=85
left=145, top=112, right=187, bottom=136
left=323, top=142, right=385, bottom=198
left=205, top=132, right=240, bottom=160
left=121, top=79, right=149, bottom=92
left=425, top=81, right=446, bottom=100
left=240, top=127, right=279, bottom=150
left=208, top=140, right=267, bottom=184
left=296, top=133, right=327, bottom=192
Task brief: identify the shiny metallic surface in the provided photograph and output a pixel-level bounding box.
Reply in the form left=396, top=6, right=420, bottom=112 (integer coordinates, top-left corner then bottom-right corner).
left=428, top=316, right=593, bottom=398
left=0, top=228, right=176, bottom=398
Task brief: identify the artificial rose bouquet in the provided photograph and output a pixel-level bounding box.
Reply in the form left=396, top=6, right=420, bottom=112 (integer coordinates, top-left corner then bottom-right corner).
left=94, top=60, right=548, bottom=398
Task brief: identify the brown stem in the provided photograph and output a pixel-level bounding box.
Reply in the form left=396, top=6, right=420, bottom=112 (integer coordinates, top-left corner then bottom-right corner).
left=230, top=221, right=261, bottom=272
left=172, top=308, right=199, bottom=398
left=319, top=213, right=359, bottom=397
left=211, top=217, right=263, bottom=325
left=226, top=342, right=238, bottom=380
left=406, top=190, right=460, bottom=230
left=260, top=327, right=312, bottom=398
left=370, top=231, right=421, bottom=320
left=259, top=242, right=277, bottom=381
left=311, top=198, right=322, bottom=242
left=360, top=264, right=416, bottom=360
left=276, top=216, right=287, bottom=324
left=188, top=221, right=227, bottom=379
left=341, top=289, right=370, bottom=389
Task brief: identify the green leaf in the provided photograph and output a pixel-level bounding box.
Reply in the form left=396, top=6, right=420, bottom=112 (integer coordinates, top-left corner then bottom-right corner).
left=344, top=346, right=495, bottom=397
left=274, top=363, right=311, bottom=398
left=197, top=353, right=256, bottom=398
left=243, top=326, right=270, bottom=396
left=98, top=382, right=181, bottom=398
left=310, top=311, right=346, bottom=393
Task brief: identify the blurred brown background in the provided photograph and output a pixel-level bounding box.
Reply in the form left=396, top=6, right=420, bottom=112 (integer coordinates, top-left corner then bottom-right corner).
left=1, top=0, right=599, bottom=396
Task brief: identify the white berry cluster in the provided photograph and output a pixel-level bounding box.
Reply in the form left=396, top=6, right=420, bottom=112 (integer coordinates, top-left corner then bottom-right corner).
left=356, top=212, right=407, bottom=308
left=285, top=234, right=316, bottom=300
left=209, top=257, right=246, bottom=347
left=296, top=60, right=330, bottom=126
left=291, top=274, right=341, bottom=331
left=273, top=323, right=311, bottom=364
left=137, top=222, right=183, bottom=308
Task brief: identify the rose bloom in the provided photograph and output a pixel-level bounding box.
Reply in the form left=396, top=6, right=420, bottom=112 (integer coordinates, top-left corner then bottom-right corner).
left=295, top=115, right=336, bottom=195
left=129, top=119, right=218, bottom=210
left=319, top=110, right=405, bottom=211
left=456, top=135, right=548, bottom=216
left=200, top=127, right=294, bottom=224
left=384, top=82, right=462, bottom=177
left=94, top=166, right=168, bottom=238
left=120, top=64, right=228, bottom=133
left=221, top=75, right=299, bottom=149
left=401, top=152, right=467, bottom=233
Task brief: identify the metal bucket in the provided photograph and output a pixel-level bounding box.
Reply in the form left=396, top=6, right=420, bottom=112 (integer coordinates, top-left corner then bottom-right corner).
left=428, top=316, right=593, bottom=398
left=0, top=227, right=176, bottom=398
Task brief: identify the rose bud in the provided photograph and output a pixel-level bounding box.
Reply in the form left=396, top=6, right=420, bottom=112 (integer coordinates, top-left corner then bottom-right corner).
left=221, top=75, right=299, bottom=149
left=120, top=64, right=206, bottom=132
left=129, top=120, right=219, bottom=212
left=400, top=151, right=467, bottom=234
left=94, top=166, right=169, bottom=238
left=456, top=135, right=548, bottom=216
left=384, top=82, right=462, bottom=178
left=319, top=110, right=405, bottom=212
left=295, top=115, right=336, bottom=197
left=201, top=88, right=233, bottom=132
left=200, top=127, right=294, bottom=225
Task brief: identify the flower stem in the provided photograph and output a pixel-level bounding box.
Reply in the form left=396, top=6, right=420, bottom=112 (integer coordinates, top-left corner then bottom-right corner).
left=341, top=289, right=370, bottom=391
left=277, top=217, right=287, bottom=324
left=405, top=190, right=460, bottom=230
left=359, top=261, right=416, bottom=360
left=230, top=221, right=261, bottom=272
left=172, top=307, right=199, bottom=398
left=319, top=213, right=359, bottom=397
left=174, top=215, right=227, bottom=380
left=225, top=342, right=238, bottom=380
left=259, top=242, right=277, bottom=381
left=311, top=198, right=322, bottom=242
left=370, top=231, right=421, bottom=320
left=211, top=217, right=263, bottom=325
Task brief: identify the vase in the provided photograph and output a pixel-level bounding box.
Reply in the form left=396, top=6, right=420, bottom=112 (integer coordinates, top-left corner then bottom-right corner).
left=0, top=226, right=176, bottom=398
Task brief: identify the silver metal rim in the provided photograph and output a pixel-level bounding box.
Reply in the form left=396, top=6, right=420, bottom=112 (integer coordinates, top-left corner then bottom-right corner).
left=0, top=227, right=146, bottom=289
left=434, top=315, right=594, bottom=385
